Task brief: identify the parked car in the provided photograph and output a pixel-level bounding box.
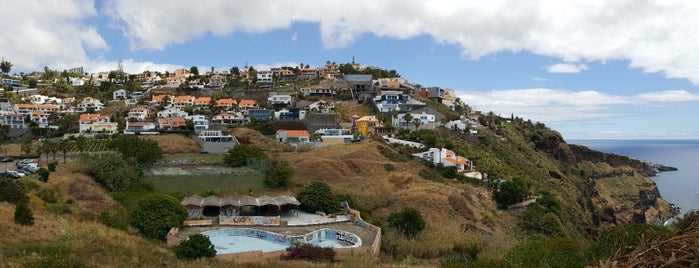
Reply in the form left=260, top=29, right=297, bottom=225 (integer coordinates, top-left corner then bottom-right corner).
left=0, top=171, right=20, bottom=179
left=1, top=157, right=14, bottom=162
left=18, top=167, right=37, bottom=175
left=5, top=170, right=25, bottom=178
left=17, top=159, right=37, bottom=168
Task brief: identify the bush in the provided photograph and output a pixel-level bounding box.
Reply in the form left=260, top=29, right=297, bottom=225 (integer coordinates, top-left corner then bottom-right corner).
left=14, top=201, right=34, bottom=226
left=388, top=207, right=425, bottom=237
left=505, top=235, right=588, bottom=268
left=130, top=193, right=188, bottom=240
left=223, top=144, right=269, bottom=167
left=493, top=177, right=530, bottom=209
left=383, top=164, right=395, bottom=172
left=110, top=135, right=163, bottom=166
left=264, top=160, right=294, bottom=188
left=589, top=223, right=670, bottom=260
left=297, top=182, right=339, bottom=214
left=47, top=161, right=58, bottom=172
left=0, top=178, right=27, bottom=204
left=419, top=168, right=444, bottom=182
left=37, top=168, right=50, bottom=183
left=37, top=188, right=57, bottom=204
left=98, top=208, right=129, bottom=230
left=81, top=154, right=144, bottom=192
left=284, top=244, right=335, bottom=262
left=174, top=233, right=217, bottom=259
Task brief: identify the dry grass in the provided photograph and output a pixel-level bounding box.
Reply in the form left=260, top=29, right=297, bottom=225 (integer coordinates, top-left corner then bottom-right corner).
left=146, top=134, right=201, bottom=154
left=276, top=140, right=518, bottom=261
left=334, top=101, right=373, bottom=122
left=230, top=128, right=284, bottom=152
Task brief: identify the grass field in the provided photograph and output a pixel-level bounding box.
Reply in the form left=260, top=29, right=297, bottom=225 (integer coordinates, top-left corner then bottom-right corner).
left=144, top=167, right=265, bottom=195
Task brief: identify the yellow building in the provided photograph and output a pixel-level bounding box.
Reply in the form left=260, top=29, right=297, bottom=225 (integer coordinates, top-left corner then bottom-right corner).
left=354, top=115, right=382, bottom=136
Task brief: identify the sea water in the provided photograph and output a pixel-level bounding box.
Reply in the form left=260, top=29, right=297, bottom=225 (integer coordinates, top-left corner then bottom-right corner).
left=570, top=140, right=699, bottom=215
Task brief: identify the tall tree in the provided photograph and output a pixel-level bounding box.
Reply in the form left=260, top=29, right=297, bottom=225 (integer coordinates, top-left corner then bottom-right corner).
left=0, top=59, right=12, bottom=74
left=412, top=118, right=422, bottom=131
left=402, top=113, right=413, bottom=129
left=75, top=135, right=87, bottom=154
left=189, top=66, right=199, bottom=77
left=58, top=139, right=70, bottom=163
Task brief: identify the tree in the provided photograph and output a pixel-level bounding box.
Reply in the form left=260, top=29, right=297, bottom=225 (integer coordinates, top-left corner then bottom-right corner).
left=41, top=140, right=54, bottom=163
left=0, top=59, right=12, bottom=74
left=402, top=113, right=413, bottom=129
left=75, top=135, right=87, bottom=153
left=412, top=118, right=422, bottom=131
left=0, top=178, right=27, bottom=204
left=189, top=66, right=199, bottom=77
left=21, top=139, right=33, bottom=158
left=296, top=181, right=339, bottom=214
left=493, top=177, right=530, bottom=209
left=130, top=193, right=187, bottom=240
left=388, top=207, right=425, bottom=237
left=263, top=159, right=294, bottom=188
left=110, top=135, right=163, bottom=166
left=37, top=168, right=50, bottom=183
left=174, top=234, right=216, bottom=259
left=82, top=154, right=143, bottom=192
left=28, top=78, right=38, bottom=88
left=223, top=144, right=268, bottom=167
left=14, top=201, right=34, bottom=226
left=58, top=139, right=70, bottom=163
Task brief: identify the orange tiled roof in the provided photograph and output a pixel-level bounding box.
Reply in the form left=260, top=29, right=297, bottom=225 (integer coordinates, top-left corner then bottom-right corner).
left=195, top=97, right=211, bottom=104
left=152, top=95, right=173, bottom=102
left=173, top=95, right=194, bottom=103
left=158, top=117, right=186, bottom=123
left=30, top=111, right=45, bottom=116
left=280, top=130, right=310, bottom=137
left=443, top=157, right=469, bottom=165
left=239, top=99, right=256, bottom=107
left=215, top=98, right=237, bottom=106
left=16, top=104, right=59, bottom=109
left=79, top=113, right=109, bottom=122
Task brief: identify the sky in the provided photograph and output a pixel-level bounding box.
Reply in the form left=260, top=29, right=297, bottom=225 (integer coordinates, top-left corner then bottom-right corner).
left=2, top=0, right=699, bottom=140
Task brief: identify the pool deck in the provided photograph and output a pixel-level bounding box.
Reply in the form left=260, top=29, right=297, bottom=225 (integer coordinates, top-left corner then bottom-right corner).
left=175, top=212, right=377, bottom=251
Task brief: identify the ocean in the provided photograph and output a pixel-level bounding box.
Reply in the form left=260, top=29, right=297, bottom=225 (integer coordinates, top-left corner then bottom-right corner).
left=570, top=140, right=699, bottom=215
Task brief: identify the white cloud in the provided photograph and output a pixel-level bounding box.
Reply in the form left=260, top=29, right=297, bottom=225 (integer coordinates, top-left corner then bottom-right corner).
left=0, top=0, right=108, bottom=72
left=84, top=59, right=183, bottom=74
left=251, top=62, right=301, bottom=71
left=531, top=76, right=551, bottom=82
left=101, top=1, right=699, bottom=85
left=546, top=63, right=587, bottom=73
left=458, top=88, right=699, bottom=122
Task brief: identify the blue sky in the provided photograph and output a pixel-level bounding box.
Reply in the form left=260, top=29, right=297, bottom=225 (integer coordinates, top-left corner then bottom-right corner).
left=3, top=0, right=699, bottom=139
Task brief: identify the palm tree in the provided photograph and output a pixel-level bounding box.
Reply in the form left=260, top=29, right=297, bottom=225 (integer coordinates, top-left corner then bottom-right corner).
left=412, top=118, right=422, bottom=131
left=402, top=113, right=413, bottom=129
left=58, top=139, right=70, bottom=163
left=75, top=136, right=87, bottom=154
left=21, top=139, right=33, bottom=159
left=41, top=140, right=54, bottom=163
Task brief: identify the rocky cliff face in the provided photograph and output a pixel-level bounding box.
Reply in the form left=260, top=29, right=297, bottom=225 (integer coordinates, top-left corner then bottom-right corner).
left=568, top=144, right=676, bottom=226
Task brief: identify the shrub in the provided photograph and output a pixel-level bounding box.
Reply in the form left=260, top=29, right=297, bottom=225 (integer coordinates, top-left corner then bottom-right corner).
left=493, top=177, right=530, bottom=209
left=297, top=182, right=339, bottom=214
left=419, top=168, right=444, bottom=182
left=98, top=208, right=129, bottom=230
left=383, top=164, right=395, bottom=172
left=223, top=144, right=268, bottom=167
left=505, top=235, right=588, bottom=268
left=37, top=188, right=57, bottom=204
left=37, top=168, right=50, bottom=183
left=110, top=135, right=163, bottom=166
left=81, top=154, right=143, bottom=192
left=130, top=193, right=188, bottom=240
left=264, top=160, right=294, bottom=188
left=0, top=178, right=27, bottom=204
left=174, top=233, right=217, bottom=259
left=284, top=244, right=335, bottom=262
left=388, top=207, right=425, bottom=237
left=14, top=201, right=34, bottom=226
left=47, top=161, right=58, bottom=172
left=589, top=223, right=670, bottom=259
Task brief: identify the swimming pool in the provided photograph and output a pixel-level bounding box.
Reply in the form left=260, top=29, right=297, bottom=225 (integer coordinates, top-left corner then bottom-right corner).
left=202, top=228, right=362, bottom=254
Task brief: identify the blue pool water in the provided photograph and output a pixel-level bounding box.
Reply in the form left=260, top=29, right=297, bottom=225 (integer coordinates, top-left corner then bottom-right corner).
left=202, top=228, right=361, bottom=254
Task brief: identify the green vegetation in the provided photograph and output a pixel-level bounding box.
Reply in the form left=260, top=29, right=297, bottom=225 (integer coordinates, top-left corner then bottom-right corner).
left=144, top=168, right=264, bottom=194
left=174, top=234, right=216, bottom=260
left=0, top=178, right=27, bottom=204
left=14, top=201, right=34, bottom=226
left=37, top=168, right=50, bottom=183
left=505, top=235, right=588, bottom=268
left=492, top=177, right=530, bottom=209
left=284, top=244, right=336, bottom=262
left=81, top=154, right=144, bottom=192
left=110, top=135, right=163, bottom=166
left=388, top=207, right=425, bottom=237
left=129, top=193, right=187, bottom=240
left=297, top=181, right=339, bottom=214
left=224, top=144, right=269, bottom=167
left=264, top=159, right=294, bottom=188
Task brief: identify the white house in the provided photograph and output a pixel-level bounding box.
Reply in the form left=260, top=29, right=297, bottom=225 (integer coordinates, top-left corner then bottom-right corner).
left=275, top=129, right=310, bottom=145
left=412, top=148, right=472, bottom=172
left=267, top=94, right=292, bottom=105
left=307, top=100, right=334, bottom=113
left=394, top=112, right=436, bottom=129
left=124, top=121, right=157, bottom=134
left=74, top=97, right=104, bottom=112
left=257, top=70, right=273, bottom=83
left=113, top=89, right=127, bottom=100
left=186, top=114, right=209, bottom=131
left=127, top=106, right=149, bottom=121
left=157, top=107, right=189, bottom=118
